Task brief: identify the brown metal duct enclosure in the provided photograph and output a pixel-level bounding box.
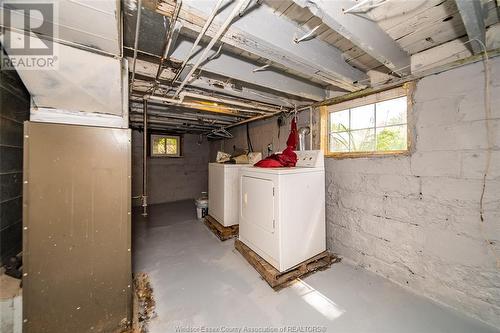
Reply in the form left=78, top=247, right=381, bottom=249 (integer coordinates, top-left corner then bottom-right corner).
left=22, top=122, right=132, bottom=333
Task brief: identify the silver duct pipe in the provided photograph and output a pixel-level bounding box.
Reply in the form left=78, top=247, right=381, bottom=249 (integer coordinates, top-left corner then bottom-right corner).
left=153, top=0, right=183, bottom=90
left=142, top=99, right=148, bottom=217
left=129, top=0, right=142, bottom=94
left=170, top=0, right=225, bottom=87
left=173, top=0, right=248, bottom=98
left=298, top=126, right=310, bottom=151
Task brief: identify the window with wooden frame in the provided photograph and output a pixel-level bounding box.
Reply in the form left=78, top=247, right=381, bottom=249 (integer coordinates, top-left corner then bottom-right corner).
left=150, top=134, right=181, bottom=157
left=322, top=85, right=411, bottom=158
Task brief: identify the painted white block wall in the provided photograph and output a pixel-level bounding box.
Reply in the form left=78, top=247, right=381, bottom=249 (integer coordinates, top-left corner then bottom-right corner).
left=213, top=57, right=500, bottom=328
left=326, top=57, right=500, bottom=328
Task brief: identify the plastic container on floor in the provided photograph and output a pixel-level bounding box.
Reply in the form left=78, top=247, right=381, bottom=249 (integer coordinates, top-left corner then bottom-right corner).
left=195, top=193, right=208, bottom=219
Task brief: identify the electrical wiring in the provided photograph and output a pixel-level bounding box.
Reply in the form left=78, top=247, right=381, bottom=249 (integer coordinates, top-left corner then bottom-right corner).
left=246, top=123, right=254, bottom=152
left=468, top=38, right=500, bottom=269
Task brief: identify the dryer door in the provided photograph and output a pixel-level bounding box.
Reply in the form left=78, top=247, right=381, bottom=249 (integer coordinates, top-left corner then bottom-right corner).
left=241, top=176, right=275, bottom=233
left=240, top=175, right=279, bottom=265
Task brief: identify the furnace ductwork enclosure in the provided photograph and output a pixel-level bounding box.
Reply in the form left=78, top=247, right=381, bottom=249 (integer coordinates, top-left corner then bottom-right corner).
left=22, top=122, right=131, bottom=332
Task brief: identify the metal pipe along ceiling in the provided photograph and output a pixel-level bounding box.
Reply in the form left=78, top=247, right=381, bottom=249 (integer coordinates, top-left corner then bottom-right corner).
left=142, top=99, right=148, bottom=217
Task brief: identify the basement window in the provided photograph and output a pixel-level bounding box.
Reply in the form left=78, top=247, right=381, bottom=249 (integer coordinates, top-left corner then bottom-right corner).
left=151, top=134, right=181, bottom=157
left=325, top=86, right=409, bottom=157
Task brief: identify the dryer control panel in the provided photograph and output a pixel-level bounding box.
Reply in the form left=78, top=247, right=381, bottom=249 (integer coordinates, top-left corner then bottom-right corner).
left=295, top=150, right=324, bottom=168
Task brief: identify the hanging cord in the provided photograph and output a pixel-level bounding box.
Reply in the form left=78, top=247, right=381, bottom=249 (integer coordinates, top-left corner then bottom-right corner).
left=277, top=115, right=284, bottom=139
left=469, top=38, right=500, bottom=269
left=246, top=123, right=254, bottom=152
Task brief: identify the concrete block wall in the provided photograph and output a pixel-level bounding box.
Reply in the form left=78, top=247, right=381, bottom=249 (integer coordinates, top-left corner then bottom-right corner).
left=132, top=131, right=209, bottom=205
left=0, top=55, right=30, bottom=264
left=212, top=57, right=500, bottom=328
left=327, top=57, right=500, bottom=328
left=208, top=110, right=316, bottom=161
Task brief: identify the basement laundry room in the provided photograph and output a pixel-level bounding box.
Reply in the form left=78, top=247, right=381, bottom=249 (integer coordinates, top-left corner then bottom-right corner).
left=1, top=0, right=500, bottom=332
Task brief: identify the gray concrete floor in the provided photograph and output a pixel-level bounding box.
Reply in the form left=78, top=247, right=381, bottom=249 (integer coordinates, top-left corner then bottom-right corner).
left=133, top=200, right=499, bottom=333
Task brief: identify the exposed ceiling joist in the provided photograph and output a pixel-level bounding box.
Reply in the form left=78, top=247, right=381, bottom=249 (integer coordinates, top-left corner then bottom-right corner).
left=293, top=0, right=411, bottom=76
left=130, top=94, right=250, bottom=117
left=168, top=37, right=327, bottom=101
left=455, top=0, right=486, bottom=54
left=127, top=56, right=311, bottom=107
left=182, top=74, right=308, bottom=107
left=129, top=78, right=287, bottom=115
left=155, top=0, right=368, bottom=91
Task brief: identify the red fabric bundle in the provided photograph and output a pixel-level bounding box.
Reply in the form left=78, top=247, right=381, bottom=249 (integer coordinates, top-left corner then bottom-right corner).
left=254, top=117, right=298, bottom=168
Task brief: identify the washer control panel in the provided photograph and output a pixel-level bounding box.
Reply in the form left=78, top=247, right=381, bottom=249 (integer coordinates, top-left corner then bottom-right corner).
left=295, top=150, right=324, bottom=168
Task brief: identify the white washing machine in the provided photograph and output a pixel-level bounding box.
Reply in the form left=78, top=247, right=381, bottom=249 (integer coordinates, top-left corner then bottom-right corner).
left=239, top=150, right=326, bottom=272
left=209, top=163, right=249, bottom=227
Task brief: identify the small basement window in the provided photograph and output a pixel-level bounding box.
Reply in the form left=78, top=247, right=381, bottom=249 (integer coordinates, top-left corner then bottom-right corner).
left=151, top=134, right=181, bottom=157
left=325, top=86, right=410, bottom=157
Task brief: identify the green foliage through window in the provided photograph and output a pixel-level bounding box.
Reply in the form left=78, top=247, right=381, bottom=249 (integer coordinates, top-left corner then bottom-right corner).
left=328, top=96, right=407, bottom=153
left=151, top=135, right=180, bottom=157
